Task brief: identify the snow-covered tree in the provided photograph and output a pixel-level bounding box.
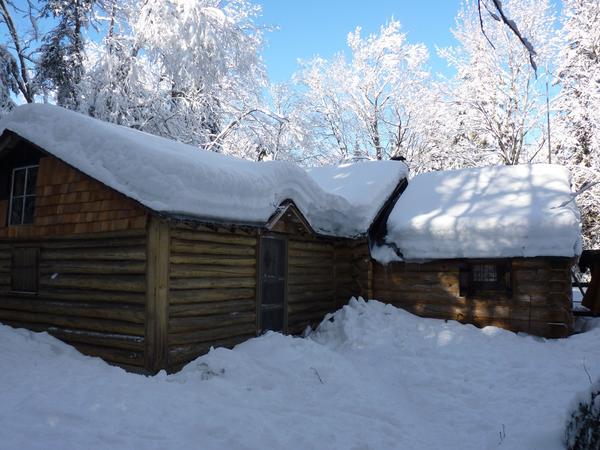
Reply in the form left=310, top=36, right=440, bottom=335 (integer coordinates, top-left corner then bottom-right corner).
left=554, top=0, right=600, bottom=249
left=439, top=0, right=557, bottom=165
left=80, top=0, right=267, bottom=150
left=0, top=0, right=38, bottom=107
left=36, top=0, right=96, bottom=108
left=296, top=20, right=433, bottom=162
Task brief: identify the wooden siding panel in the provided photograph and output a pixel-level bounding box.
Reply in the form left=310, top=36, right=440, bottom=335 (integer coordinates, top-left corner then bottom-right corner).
left=287, top=238, right=337, bottom=332
left=0, top=230, right=148, bottom=369
left=167, top=224, right=258, bottom=370
left=372, top=258, right=574, bottom=338
left=0, top=156, right=148, bottom=239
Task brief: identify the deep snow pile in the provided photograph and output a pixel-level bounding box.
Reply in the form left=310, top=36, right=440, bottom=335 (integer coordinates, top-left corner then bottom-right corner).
left=1, top=298, right=599, bottom=450
left=380, top=164, right=582, bottom=261
left=0, top=104, right=406, bottom=237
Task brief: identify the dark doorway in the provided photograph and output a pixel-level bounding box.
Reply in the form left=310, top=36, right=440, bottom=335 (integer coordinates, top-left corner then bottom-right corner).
left=259, top=236, right=286, bottom=333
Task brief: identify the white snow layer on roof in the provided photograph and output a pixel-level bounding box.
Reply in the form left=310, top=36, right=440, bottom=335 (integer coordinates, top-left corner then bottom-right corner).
left=307, top=162, right=407, bottom=234
left=382, top=164, right=582, bottom=261
left=0, top=104, right=407, bottom=237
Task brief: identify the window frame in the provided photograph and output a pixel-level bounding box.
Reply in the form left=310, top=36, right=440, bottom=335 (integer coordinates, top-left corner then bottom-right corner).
left=8, top=164, right=39, bottom=226
left=10, top=246, right=40, bottom=295
left=459, top=260, right=513, bottom=298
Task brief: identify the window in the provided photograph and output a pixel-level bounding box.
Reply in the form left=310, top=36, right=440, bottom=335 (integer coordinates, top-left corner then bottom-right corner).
left=459, top=262, right=512, bottom=297
left=8, top=165, right=38, bottom=225
left=11, top=247, right=39, bottom=293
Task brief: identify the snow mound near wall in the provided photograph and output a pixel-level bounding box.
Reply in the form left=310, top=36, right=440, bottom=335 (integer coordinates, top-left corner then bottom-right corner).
left=1, top=302, right=600, bottom=449
left=0, top=104, right=406, bottom=237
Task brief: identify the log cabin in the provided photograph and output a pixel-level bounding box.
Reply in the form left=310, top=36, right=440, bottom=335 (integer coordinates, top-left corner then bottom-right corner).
left=0, top=104, right=584, bottom=374
left=0, top=104, right=408, bottom=373
left=370, top=164, right=582, bottom=338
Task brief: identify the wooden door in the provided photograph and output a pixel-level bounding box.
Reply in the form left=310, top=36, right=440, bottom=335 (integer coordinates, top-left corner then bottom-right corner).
left=259, top=236, right=286, bottom=333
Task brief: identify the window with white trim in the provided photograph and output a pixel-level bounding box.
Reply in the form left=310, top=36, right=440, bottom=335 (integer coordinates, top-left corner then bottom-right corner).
left=8, top=165, right=38, bottom=225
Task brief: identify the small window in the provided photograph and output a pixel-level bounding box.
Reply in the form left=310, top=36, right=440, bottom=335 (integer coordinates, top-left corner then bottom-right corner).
left=11, top=247, right=39, bottom=293
left=460, top=262, right=512, bottom=297
left=9, top=165, right=38, bottom=225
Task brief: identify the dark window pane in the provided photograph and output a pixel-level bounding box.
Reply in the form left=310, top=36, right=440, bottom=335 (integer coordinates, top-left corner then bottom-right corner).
left=9, top=197, right=23, bottom=225
left=12, top=169, right=25, bottom=196
left=11, top=248, right=39, bottom=293
left=23, top=197, right=36, bottom=224
left=262, top=279, right=285, bottom=305
left=261, top=238, right=285, bottom=278
left=26, top=167, right=38, bottom=195
left=261, top=307, right=284, bottom=332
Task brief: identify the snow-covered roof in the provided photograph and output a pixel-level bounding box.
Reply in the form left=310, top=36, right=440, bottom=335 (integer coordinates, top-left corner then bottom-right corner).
left=307, top=162, right=407, bottom=235
left=0, top=104, right=408, bottom=238
left=379, top=164, right=582, bottom=262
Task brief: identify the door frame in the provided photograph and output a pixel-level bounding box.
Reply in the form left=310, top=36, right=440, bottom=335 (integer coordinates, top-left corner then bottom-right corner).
left=256, top=233, right=288, bottom=334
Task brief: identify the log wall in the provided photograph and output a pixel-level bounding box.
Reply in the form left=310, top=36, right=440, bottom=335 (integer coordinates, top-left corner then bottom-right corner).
left=0, top=229, right=148, bottom=370
left=373, top=257, right=573, bottom=338
left=167, top=224, right=258, bottom=371
left=286, top=238, right=336, bottom=335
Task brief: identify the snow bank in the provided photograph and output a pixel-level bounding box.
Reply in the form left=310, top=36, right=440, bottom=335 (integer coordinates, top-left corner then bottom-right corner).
left=1, top=299, right=599, bottom=450
left=381, top=164, right=582, bottom=261
left=307, top=161, right=408, bottom=234
left=0, top=104, right=406, bottom=237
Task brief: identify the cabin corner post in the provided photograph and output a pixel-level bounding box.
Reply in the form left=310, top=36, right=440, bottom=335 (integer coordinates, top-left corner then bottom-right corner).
left=145, top=216, right=170, bottom=374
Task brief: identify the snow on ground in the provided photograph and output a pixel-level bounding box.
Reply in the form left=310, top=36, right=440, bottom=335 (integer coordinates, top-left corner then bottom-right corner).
left=0, top=104, right=406, bottom=238
left=1, top=298, right=599, bottom=450
left=380, top=164, right=582, bottom=262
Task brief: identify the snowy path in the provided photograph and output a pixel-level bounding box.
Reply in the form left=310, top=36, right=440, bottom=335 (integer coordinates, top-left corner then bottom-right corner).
left=1, top=298, right=599, bottom=450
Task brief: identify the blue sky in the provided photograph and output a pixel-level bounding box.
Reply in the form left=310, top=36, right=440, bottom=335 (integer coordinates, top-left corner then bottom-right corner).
left=258, top=1, right=463, bottom=82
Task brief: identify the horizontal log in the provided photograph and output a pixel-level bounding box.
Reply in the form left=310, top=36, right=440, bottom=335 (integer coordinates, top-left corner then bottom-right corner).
left=287, top=309, right=331, bottom=328
left=288, top=266, right=334, bottom=276
left=374, top=270, right=459, bottom=285
left=171, top=229, right=256, bottom=246
left=170, top=277, right=255, bottom=290
left=288, top=257, right=334, bottom=268
left=168, top=334, right=253, bottom=367
left=40, top=274, right=146, bottom=293
left=0, top=297, right=145, bottom=323
left=169, top=312, right=255, bottom=333
left=40, top=260, right=146, bottom=275
left=0, top=308, right=144, bottom=336
left=0, top=321, right=145, bottom=351
left=170, top=264, right=255, bottom=278
left=51, top=328, right=144, bottom=351
left=287, top=292, right=334, bottom=304
left=168, top=323, right=257, bottom=346
left=171, top=241, right=255, bottom=256
left=39, top=236, right=147, bottom=250
left=170, top=288, right=255, bottom=304
left=42, top=247, right=146, bottom=261
left=288, top=283, right=333, bottom=294
left=288, top=301, right=335, bottom=315
left=515, top=281, right=569, bottom=294
left=170, top=254, right=256, bottom=266
left=288, top=248, right=334, bottom=259
left=71, top=342, right=144, bottom=367
left=170, top=299, right=256, bottom=318
left=287, top=275, right=336, bottom=286
left=288, top=240, right=334, bottom=253
left=37, top=289, right=146, bottom=305
left=514, top=269, right=569, bottom=283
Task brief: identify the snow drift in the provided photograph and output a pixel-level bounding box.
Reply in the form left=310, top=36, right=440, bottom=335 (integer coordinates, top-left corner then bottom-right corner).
left=1, top=298, right=599, bottom=450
